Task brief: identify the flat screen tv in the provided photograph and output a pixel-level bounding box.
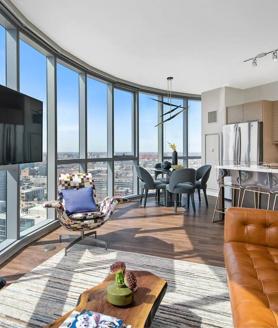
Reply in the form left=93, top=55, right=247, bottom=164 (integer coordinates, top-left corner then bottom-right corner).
left=0, top=85, right=43, bottom=165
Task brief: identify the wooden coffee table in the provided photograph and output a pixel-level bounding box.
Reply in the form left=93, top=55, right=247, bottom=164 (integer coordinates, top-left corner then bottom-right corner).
left=47, top=271, right=167, bottom=328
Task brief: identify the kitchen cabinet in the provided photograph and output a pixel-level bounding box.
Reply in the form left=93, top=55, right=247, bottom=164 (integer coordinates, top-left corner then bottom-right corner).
left=226, top=104, right=243, bottom=123
left=226, top=100, right=278, bottom=163
left=227, top=101, right=267, bottom=123
left=272, top=101, right=278, bottom=143
left=243, top=101, right=263, bottom=122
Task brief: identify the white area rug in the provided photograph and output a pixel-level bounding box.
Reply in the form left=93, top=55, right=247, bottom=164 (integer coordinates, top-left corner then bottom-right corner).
left=0, top=245, right=232, bottom=327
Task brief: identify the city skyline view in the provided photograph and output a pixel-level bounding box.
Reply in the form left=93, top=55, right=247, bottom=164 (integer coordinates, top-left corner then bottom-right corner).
left=2, top=3, right=278, bottom=327
left=0, top=25, right=201, bottom=242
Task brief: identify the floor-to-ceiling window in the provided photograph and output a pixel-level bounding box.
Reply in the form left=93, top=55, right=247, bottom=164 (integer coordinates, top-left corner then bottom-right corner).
left=19, top=39, right=48, bottom=234
left=87, top=162, right=108, bottom=202
left=0, top=9, right=202, bottom=256
left=114, top=88, right=136, bottom=196
left=87, top=78, right=108, bottom=158
left=163, top=98, right=184, bottom=164
left=188, top=99, right=202, bottom=169
left=0, top=24, right=5, bottom=86
left=57, top=63, right=80, bottom=160
left=0, top=170, right=6, bottom=243
left=87, top=77, right=109, bottom=201
left=0, top=25, right=6, bottom=243
left=114, top=89, right=134, bottom=156
left=139, top=93, right=159, bottom=174
left=56, top=62, right=82, bottom=186
left=114, top=160, right=135, bottom=196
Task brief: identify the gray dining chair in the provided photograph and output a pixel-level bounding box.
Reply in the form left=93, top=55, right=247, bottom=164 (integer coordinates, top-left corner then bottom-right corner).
left=195, top=165, right=212, bottom=207
left=154, top=163, right=163, bottom=180
left=166, top=168, right=196, bottom=213
left=135, top=166, right=168, bottom=207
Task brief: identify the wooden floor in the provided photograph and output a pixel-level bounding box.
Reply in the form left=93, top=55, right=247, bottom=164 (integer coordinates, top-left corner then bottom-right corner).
left=0, top=194, right=224, bottom=286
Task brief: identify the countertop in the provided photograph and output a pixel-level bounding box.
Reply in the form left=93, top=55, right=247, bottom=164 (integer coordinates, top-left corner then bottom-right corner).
left=217, top=164, right=278, bottom=174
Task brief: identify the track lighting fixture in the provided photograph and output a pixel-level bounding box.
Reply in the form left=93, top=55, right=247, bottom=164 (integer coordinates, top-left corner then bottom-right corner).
left=252, top=58, right=257, bottom=67
left=244, top=48, right=278, bottom=66
left=272, top=50, right=278, bottom=62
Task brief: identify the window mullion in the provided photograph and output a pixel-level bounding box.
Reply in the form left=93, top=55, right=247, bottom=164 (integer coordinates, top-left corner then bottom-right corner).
left=5, top=26, right=19, bottom=240
left=79, top=72, right=87, bottom=169
left=134, top=92, right=139, bottom=194
left=158, top=95, right=163, bottom=162
left=183, top=98, right=188, bottom=167
left=107, top=84, right=114, bottom=196
left=47, top=55, right=57, bottom=220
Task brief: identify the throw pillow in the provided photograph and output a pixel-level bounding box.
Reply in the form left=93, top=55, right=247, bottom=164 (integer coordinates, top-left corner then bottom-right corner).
left=60, top=186, right=97, bottom=215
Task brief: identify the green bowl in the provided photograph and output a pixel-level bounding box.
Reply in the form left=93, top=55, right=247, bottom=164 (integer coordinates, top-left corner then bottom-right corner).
left=106, top=282, right=133, bottom=307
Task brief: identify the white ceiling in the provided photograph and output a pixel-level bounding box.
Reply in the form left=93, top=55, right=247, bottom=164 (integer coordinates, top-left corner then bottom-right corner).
left=10, top=0, right=278, bottom=94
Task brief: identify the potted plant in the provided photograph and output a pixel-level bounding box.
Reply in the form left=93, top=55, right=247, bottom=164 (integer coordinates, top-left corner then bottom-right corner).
left=107, top=261, right=138, bottom=307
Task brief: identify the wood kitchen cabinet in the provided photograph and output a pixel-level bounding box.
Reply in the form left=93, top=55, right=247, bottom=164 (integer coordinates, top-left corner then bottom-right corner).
left=226, top=100, right=278, bottom=163
left=262, top=101, right=278, bottom=162
left=226, top=104, right=243, bottom=123
left=227, top=101, right=267, bottom=123
left=272, top=101, right=278, bottom=143
left=243, top=101, right=264, bottom=122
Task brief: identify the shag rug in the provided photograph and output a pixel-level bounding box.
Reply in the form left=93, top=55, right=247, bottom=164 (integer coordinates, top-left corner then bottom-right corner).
left=0, top=245, right=232, bottom=328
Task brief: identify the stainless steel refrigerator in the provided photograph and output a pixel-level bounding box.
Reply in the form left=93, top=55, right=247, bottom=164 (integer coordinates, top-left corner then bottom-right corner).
left=222, top=121, right=263, bottom=199
left=222, top=121, right=263, bottom=166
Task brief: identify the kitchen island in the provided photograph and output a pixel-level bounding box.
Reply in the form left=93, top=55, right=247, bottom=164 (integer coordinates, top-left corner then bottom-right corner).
left=215, top=164, right=278, bottom=219
left=217, top=164, right=278, bottom=174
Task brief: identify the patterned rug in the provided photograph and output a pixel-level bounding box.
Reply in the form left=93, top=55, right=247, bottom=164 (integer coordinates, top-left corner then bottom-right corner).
left=0, top=245, right=232, bottom=327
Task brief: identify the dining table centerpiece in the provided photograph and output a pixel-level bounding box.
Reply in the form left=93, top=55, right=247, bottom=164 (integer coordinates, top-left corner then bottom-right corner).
left=107, top=261, right=138, bottom=307
left=168, top=142, right=178, bottom=165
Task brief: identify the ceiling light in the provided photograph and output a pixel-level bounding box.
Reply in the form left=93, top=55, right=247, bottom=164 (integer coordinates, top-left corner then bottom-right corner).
left=256, top=52, right=266, bottom=58
left=244, top=47, right=278, bottom=65
left=152, top=77, right=188, bottom=127
left=273, top=50, right=278, bottom=62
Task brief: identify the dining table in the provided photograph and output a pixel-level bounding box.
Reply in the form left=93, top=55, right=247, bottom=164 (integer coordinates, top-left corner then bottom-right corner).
left=152, top=164, right=184, bottom=179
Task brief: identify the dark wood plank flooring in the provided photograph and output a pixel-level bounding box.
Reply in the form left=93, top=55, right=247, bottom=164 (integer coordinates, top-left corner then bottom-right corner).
left=0, top=194, right=224, bottom=286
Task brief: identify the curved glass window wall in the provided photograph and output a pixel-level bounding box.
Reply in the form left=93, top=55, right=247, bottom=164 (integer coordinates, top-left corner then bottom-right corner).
left=0, top=11, right=201, bottom=258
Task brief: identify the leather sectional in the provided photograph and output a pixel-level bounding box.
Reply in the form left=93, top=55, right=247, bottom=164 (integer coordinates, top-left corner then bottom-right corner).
left=224, top=207, right=278, bottom=328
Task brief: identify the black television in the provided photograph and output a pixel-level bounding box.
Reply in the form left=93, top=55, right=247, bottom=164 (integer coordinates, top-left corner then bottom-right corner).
left=0, top=85, right=43, bottom=165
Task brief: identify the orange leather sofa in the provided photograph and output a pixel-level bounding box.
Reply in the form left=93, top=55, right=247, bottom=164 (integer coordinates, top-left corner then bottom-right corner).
left=224, top=208, right=278, bottom=328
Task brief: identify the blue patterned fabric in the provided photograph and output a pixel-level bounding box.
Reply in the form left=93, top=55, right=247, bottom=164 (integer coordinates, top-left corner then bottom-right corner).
left=61, top=310, right=124, bottom=328
left=60, top=186, right=97, bottom=215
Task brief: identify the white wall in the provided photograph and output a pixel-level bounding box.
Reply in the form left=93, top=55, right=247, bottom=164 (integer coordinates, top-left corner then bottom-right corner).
left=244, top=81, right=278, bottom=103
left=201, top=87, right=225, bottom=194
left=225, top=87, right=244, bottom=107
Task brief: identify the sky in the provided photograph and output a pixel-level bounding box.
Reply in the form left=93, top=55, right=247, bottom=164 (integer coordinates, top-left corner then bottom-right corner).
left=57, top=63, right=79, bottom=155
left=0, top=26, right=201, bottom=157
left=139, top=93, right=158, bottom=153
left=87, top=77, right=108, bottom=155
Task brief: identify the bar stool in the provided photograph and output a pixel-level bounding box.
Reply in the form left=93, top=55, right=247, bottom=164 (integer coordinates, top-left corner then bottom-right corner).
left=270, top=174, right=278, bottom=210
left=240, top=169, right=271, bottom=210
left=212, top=169, right=242, bottom=222
left=272, top=192, right=278, bottom=210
